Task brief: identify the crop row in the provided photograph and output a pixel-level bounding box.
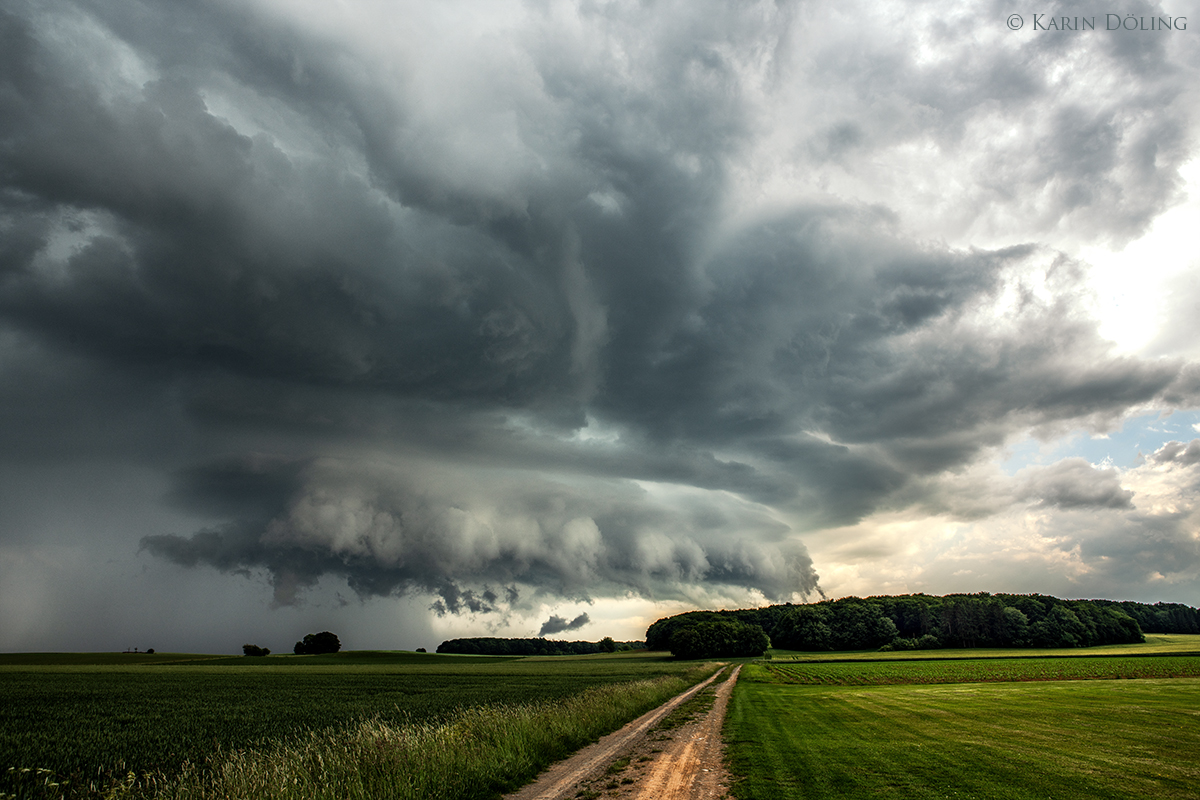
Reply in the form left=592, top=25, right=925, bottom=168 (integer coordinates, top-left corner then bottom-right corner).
left=758, top=655, right=1200, bottom=686
left=2, top=668, right=718, bottom=800
left=0, top=654, right=699, bottom=793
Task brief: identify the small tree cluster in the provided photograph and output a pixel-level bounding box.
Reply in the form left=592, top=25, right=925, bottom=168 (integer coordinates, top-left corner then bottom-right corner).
left=293, top=631, right=341, bottom=655
left=668, top=620, right=770, bottom=659
left=242, top=644, right=270, bottom=657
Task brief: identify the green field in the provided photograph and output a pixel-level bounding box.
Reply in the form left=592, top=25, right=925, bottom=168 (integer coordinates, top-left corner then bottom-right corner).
left=727, top=653, right=1200, bottom=799
left=0, top=650, right=710, bottom=798
left=7, top=640, right=1200, bottom=799
left=757, top=654, right=1200, bottom=685
left=767, top=632, right=1200, bottom=661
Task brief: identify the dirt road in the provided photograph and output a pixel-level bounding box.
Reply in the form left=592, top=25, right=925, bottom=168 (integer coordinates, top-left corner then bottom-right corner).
left=505, top=665, right=741, bottom=800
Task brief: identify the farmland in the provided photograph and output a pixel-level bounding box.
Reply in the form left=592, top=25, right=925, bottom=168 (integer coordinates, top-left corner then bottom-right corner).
left=0, top=650, right=714, bottom=799
left=766, top=632, right=1200, bottom=661
left=727, top=647, right=1200, bottom=799
left=6, top=637, right=1200, bottom=799
left=756, top=654, right=1200, bottom=685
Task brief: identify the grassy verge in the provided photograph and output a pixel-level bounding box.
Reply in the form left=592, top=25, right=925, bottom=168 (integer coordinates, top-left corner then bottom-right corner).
left=726, top=662, right=1200, bottom=799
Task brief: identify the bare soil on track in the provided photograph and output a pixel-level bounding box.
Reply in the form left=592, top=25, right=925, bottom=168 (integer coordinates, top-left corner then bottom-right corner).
left=504, top=665, right=740, bottom=800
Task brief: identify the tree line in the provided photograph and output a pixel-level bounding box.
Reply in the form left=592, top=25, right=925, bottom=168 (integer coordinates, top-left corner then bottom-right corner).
left=435, top=637, right=645, bottom=656
left=646, top=593, right=1200, bottom=657
left=240, top=631, right=342, bottom=657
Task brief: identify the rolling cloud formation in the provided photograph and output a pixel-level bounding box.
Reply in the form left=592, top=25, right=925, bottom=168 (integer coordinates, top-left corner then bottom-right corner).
left=1, top=0, right=1199, bottom=634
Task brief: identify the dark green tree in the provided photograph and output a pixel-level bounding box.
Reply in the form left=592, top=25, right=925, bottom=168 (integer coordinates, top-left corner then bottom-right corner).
left=668, top=620, right=770, bottom=659
left=293, top=631, right=341, bottom=655
left=828, top=601, right=899, bottom=650
left=772, top=605, right=835, bottom=650
left=997, top=606, right=1030, bottom=646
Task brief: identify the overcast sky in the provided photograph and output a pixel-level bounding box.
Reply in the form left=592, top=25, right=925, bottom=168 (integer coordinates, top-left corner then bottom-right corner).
left=2, top=0, right=1199, bottom=654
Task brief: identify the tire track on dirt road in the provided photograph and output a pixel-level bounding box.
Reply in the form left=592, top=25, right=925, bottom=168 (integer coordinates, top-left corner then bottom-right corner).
left=505, top=664, right=740, bottom=800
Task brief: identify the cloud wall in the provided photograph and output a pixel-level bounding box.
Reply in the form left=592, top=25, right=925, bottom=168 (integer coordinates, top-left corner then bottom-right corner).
left=0, top=0, right=1198, bottom=644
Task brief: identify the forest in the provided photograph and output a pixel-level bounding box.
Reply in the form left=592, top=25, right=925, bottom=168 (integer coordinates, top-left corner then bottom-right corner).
left=646, top=594, right=1200, bottom=655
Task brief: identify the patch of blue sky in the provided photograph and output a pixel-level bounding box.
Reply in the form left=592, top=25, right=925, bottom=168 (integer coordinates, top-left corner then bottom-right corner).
left=999, top=409, right=1200, bottom=475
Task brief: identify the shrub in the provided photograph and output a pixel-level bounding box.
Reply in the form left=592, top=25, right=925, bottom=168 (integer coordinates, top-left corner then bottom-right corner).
left=243, top=644, right=271, bottom=657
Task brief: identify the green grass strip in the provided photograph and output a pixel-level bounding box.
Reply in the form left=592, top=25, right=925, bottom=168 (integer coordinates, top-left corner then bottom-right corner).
left=755, top=655, right=1200, bottom=685
left=652, top=665, right=730, bottom=733
left=726, top=672, right=1200, bottom=799
left=767, top=632, right=1200, bottom=661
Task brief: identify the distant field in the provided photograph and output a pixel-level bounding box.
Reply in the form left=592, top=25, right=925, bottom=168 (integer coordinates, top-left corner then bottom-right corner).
left=0, top=649, right=695, bottom=792
left=0, top=652, right=229, bottom=666
left=0, top=650, right=509, bottom=667
left=727, top=652, right=1200, bottom=800
left=756, top=655, right=1200, bottom=685
left=767, top=632, right=1200, bottom=661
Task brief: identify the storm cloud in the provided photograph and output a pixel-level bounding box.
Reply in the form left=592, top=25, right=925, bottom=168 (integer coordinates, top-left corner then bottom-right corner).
left=1, top=0, right=1199, bottom=649
left=141, top=454, right=820, bottom=608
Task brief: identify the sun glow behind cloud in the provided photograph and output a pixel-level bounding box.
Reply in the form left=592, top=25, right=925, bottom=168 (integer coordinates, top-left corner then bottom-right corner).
left=1082, top=159, right=1200, bottom=356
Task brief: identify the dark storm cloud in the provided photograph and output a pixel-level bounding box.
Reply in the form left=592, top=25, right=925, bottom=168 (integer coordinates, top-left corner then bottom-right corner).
left=538, top=613, right=589, bottom=637
left=2, top=0, right=1198, bottom=615
left=140, top=454, right=821, bottom=607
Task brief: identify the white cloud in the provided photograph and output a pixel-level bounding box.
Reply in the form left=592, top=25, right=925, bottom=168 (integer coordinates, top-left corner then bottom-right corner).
left=812, top=439, right=1200, bottom=603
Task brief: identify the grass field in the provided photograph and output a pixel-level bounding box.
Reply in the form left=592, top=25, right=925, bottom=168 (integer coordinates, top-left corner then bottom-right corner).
left=0, top=650, right=713, bottom=799
left=757, top=655, right=1200, bottom=684
left=727, top=653, right=1200, bottom=799
left=7, top=638, right=1200, bottom=799
left=767, top=632, right=1200, bottom=661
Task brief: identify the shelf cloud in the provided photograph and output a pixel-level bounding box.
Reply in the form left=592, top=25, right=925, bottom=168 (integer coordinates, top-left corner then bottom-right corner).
left=1, top=0, right=1198, bottom=650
